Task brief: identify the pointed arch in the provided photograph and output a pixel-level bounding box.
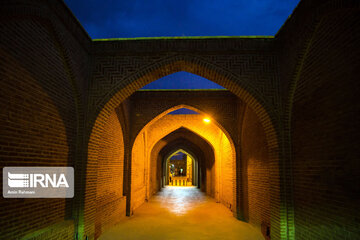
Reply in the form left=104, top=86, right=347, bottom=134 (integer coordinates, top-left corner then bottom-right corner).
left=88, top=55, right=279, bottom=148
left=167, top=149, right=194, bottom=160
left=163, top=148, right=198, bottom=187
left=159, top=139, right=210, bottom=191
left=85, top=55, right=281, bottom=239
left=131, top=108, right=237, bottom=213
left=132, top=104, right=236, bottom=152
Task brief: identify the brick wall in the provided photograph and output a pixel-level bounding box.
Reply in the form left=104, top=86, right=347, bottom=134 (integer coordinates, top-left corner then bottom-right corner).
left=20, top=220, right=75, bottom=240
left=241, top=106, right=271, bottom=236
left=289, top=7, right=360, bottom=240
left=0, top=2, right=87, bottom=237
left=94, top=110, right=126, bottom=238
left=218, top=131, right=235, bottom=211
left=149, top=139, right=168, bottom=195
left=131, top=130, right=147, bottom=211
left=5, top=0, right=355, bottom=239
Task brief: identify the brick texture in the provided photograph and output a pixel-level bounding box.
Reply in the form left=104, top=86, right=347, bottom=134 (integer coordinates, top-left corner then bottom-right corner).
left=0, top=2, right=86, bottom=238
left=131, top=114, right=236, bottom=214
left=2, top=0, right=357, bottom=240
left=86, top=44, right=280, bottom=240
left=289, top=8, right=360, bottom=240
left=151, top=128, right=214, bottom=195
left=94, top=111, right=126, bottom=238
left=241, top=106, right=271, bottom=236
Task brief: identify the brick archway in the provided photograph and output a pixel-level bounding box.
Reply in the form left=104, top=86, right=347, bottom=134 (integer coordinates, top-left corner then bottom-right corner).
left=156, top=133, right=215, bottom=191
left=132, top=104, right=236, bottom=150
left=89, top=55, right=277, bottom=127
left=130, top=110, right=236, bottom=211
left=85, top=55, right=281, bottom=239
left=162, top=146, right=200, bottom=188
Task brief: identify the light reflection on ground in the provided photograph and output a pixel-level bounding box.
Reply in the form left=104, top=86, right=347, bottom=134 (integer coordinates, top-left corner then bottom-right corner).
left=99, top=186, right=263, bottom=240
left=157, top=186, right=206, bottom=215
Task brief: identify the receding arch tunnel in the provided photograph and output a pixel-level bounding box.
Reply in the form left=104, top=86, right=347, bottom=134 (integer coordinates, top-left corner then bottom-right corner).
left=2, top=2, right=358, bottom=239
left=86, top=86, right=274, bottom=240
left=163, top=148, right=197, bottom=187
left=151, top=128, right=215, bottom=196
left=84, top=62, right=280, bottom=238
left=130, top=108, right=237, bottom=213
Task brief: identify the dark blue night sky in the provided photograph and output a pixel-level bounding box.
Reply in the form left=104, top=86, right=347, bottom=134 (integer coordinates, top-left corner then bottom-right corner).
left=170, top=151, right=186, bottom=160
left=64, top=0, right=300, bottom=89
left=64, top=0, right=300, bottom=39
left=141, top=72, right=225, bottom=89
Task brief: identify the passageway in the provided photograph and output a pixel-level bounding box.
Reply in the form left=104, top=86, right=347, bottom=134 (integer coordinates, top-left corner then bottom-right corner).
left=99, top=187, right=263, bottom=240
left=90, top=90, right=273, bottom=239
left=2, top=1, right=359, bottom=239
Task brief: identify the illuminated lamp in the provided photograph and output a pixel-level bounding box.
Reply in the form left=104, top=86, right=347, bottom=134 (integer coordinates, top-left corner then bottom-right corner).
left=203, top=118, right=211, bottom=124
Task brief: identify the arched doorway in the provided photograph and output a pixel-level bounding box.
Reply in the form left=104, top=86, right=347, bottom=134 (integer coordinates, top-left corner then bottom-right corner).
left=164, top=149, right=196, bottom=187
left=130, top=107, right=236, bottom=213
left=84, top=58, right=281, bottom=239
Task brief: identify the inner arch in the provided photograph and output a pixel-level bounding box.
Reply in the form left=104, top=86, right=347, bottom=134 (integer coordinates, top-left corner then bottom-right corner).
left=165, top=149, right=196, bottom=187
left=153, top=129, right=216, bottom=193
left=131, top=109, right=236, bottom=214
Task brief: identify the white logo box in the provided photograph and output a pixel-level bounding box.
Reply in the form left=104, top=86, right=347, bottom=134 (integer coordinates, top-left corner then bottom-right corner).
left=3, top=167, right=74, bottom=198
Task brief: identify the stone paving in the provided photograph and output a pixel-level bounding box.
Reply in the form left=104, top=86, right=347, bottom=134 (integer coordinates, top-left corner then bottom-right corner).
left=99, top=186, right=263, bottom=240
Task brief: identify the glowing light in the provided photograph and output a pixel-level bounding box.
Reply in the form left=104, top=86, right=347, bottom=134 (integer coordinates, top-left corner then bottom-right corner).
left=203, top=118, right=211, bottom=124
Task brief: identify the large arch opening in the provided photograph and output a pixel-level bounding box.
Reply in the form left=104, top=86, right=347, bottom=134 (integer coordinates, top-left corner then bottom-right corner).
left=85, top=58, right=280, bottom=239
left=130, top=107, right=236, bottom=213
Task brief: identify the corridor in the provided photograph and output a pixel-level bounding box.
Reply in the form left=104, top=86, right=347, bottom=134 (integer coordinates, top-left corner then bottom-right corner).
left=99, top=187, right=263, bottom=240
left=1, top=1, right=359, bottom=239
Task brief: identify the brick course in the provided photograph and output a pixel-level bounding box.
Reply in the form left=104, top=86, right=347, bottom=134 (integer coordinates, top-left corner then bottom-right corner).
left=131, top=114, right=235, bottom=213
left=0, top=0, right=358, bottom=239
left=289, top=8, right=360, bottom=240
left=0, top=8, right=83, bottom=239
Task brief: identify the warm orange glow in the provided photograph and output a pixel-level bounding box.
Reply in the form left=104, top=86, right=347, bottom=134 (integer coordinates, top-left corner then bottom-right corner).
left=203, top=118, right=211, bottom=123
left=131, top=114, right=236, bottom=214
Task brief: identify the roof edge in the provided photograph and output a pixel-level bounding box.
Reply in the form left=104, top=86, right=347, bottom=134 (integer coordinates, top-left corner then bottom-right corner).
left=93, top=36, right=275, bottom=42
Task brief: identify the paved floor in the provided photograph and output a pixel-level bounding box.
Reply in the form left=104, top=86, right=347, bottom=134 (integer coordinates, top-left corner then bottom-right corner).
left=99, top=186, right=264, bottom=240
